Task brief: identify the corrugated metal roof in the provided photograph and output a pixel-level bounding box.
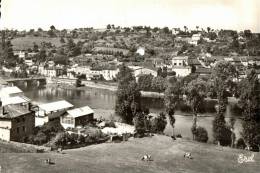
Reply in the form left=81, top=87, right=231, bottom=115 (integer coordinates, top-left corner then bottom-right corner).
left=66, top=106, right=94, bottom=118
left=2, top=96, right=29, bottom=106
left=38, top=100, right=73, bottom=112
left=0, top=86, right=23, bottom=98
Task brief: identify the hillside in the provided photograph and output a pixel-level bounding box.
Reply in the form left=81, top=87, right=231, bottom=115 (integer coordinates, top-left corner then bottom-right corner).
left=0, top=135, right=259, bottom=173
left=11, top=36, right=84, bottom=50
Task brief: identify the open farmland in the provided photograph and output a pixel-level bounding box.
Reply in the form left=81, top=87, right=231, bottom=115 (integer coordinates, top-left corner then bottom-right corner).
left=11, top=36, right=63, bottom=50
left=0, top=135, right=259, bottom=173
left=11, top=36, right=84, bottom=50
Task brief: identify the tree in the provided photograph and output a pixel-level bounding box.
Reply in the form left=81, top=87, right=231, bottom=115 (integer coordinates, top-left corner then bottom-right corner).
left=60, top=37, right=65, bottom=43
left=133, top=112, right=146, bottom=136
left=207, top=27, right=211, bottom=33
left=239, top=69, right=260, bottom=148
left=50, top=25, right=56, bottom=30
left=33, top=42, right=39, bottom=52
left=137, top=74, right=153, bottom=91
left=212, top=61, right=237, bottom=145
left=157, top=67, right=163, bottom=77
left=150, top=112, right=167, bottom=133
left=151, top=76, right=167, bottom=93
left=161, top=66, right=168, bottom=78
left=115, top=65, right=141, bottom=124
left=193, top=126, right=208, bottom=143
left=186, top=78, right=207, bottom=139
left=184, top=26, right=188, bottom=33
left=162, top=27, right=170, bottom=34
left=244, top=30, right=252, bottom=38
left=164, top=80, right=181, bottom=136
left=0, top=40, right=17, bottom=67
left=229, top=117, right=236, bottom=148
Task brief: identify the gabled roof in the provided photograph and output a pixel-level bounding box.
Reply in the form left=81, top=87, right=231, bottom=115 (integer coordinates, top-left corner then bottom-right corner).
left=0, top=86, right=23, bottom=98
left=172, top=56, right=189, bottom=60
left=0, top=104, right=31, bottom=119
left=38, top=100, right=73, bottom=112
left=66, top=106, right=94, bottom=118
left=2, top=96, right=30, bottom=106
left=195, top=68, right=212, bottom=74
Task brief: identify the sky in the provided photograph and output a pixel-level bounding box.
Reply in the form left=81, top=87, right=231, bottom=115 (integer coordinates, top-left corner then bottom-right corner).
left=0, top=0, right=259, bottom=32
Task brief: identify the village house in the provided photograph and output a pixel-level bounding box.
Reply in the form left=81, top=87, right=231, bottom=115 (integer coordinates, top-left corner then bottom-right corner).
left=0, top=103, right=35, bottom=142
left=38, top=64, right=64, bottom=78
left=13, top=50, right=26, bottom=59
left=128, top=66, right=157, bottom=80
left=173, top=66, right=192, bottom=77
left=189, top=34, right=202, bottom=45
left=60, top=106, right=94, bottom=129
left=136, top=47, right=145, bottom=56
left=0, top=86, right=23, bottom=98
left=0, top=87, right=34, bottom=142
left=172, top=28, right=180, bottom=35
left=24, top=59, right=34, bottom=66
left=101, top=68, right=119, bottom=81
left=172, top=56, right=189, bottom=66
left=35, top=100, right=74, bottom=126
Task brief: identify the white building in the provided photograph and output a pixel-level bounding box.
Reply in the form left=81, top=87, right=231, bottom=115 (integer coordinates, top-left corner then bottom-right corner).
left=24, top=59, right=34, bottom=66
left=128, top=66, right=157, bottom=80
left=36, top=100, right=74, bottom=126
left=136, top=47, right=145, bottom=56
left=189, top=34, right=202, bottom=45
left=172, top=66, right=192, bottom=77
left=172, top=56, right=189, bottom=67
left=101, top=69, right=119, bottom=81
left=60, top=106, right=94, bottom=129
left=13, top=50, right=26, bottom=59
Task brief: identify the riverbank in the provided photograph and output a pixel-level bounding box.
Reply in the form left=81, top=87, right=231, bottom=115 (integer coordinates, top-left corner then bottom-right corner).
left=0, top=135, right=258, bottom=173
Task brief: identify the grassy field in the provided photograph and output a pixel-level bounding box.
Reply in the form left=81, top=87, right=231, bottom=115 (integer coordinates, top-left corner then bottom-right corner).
left=0, top=141, right=36, bottom=153
left=11, top=36, right=63, bottom=50
left=0, top=135, right=259, bottom=173
left=11, top=36, right=84, bottom=50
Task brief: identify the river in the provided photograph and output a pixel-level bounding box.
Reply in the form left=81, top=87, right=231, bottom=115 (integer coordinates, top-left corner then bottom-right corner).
left=21, top=85, right=243, bottom=142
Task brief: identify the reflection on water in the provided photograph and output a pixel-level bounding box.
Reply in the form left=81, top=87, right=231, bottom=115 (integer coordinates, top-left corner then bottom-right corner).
left=21, top=85, right=243, bottom=142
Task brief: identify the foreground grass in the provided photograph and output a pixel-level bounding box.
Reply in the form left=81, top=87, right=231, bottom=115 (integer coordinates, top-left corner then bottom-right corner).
left=0, top=135, right=259, bottom=173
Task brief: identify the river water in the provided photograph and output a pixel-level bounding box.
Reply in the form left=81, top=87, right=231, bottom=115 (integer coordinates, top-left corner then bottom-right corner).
left=21, top=85, right=243, bottom=142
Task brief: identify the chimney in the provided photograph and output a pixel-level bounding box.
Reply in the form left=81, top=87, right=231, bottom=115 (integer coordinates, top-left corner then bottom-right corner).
left=0, top=101, right=6, bottom=115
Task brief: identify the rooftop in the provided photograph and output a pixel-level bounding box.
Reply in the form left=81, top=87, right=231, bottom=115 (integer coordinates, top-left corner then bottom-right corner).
left=38, top=100, right=73, bottom=112
left=66, top=106, right=94, bottom=118
left=0, top=104, right=31, bottom=119
left=2, top=96, right=30, bottom=106
left=0, top=86, right=23, bottom=98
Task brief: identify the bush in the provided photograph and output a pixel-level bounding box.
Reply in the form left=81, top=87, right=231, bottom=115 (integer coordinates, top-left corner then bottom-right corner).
left=150, top=112, right=167, bottom=134
left=176, top=134, right=182, bottom=138
left=194, top=126, right=208, bottom=143
left=236, top=138, right=246, bottom=149
left=133, top=113, right=146, bottom=136
left=104, top=121, right=116, bottom=128
left=219, top=126, right=232, bottom=146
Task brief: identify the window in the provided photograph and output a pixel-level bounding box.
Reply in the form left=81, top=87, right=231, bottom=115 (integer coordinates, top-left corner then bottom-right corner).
left=179, top=63, right=182, bottom=66
left=17, top=127, right=20, bottom=134
left=22, top=126, right=26, bottom=132
left=22, top=117, right=25, bottom=122
left=62, top=117, right=74, bottom=124
left=16, top=118, right=20, bottom=123
left=174, top=63, right=177, bottom=65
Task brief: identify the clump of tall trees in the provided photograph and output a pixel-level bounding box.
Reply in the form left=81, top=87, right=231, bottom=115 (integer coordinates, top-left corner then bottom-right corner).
left=212, top=61, right=237, bottom=146
left=164, top=77, right=181, bottom=137
left=185, top=78, right=208, bottom=142
left=115, top=64, right=141, bottom=124
left=239, top=68, right=260, bottom=149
